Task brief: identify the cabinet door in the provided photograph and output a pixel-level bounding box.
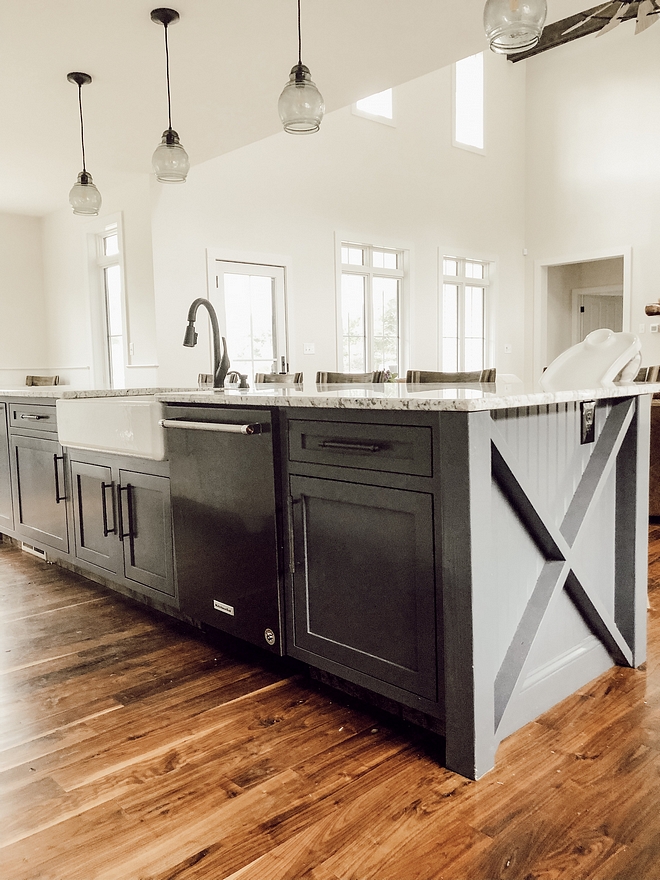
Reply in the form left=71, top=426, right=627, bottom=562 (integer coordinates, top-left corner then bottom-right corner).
left=119, top=470, right=174, bottom=597
left=10, top=434, right=68, bottom=552
left=289, top=475, right=438, bottom=701
left=70, top=460, right=121, bottom=574
left=0, top=403, right=13, bottom=531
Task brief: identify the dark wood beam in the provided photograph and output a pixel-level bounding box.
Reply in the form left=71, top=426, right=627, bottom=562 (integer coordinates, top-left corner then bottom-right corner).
left=508, top=1, right=642, bottom=62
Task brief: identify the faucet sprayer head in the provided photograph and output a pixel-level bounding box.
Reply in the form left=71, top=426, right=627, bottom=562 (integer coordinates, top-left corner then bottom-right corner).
left=183, top=322, right=198, bottom=347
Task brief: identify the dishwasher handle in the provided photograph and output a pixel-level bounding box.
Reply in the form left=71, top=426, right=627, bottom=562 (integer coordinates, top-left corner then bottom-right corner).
left=160, top=418, right=263, bottom=435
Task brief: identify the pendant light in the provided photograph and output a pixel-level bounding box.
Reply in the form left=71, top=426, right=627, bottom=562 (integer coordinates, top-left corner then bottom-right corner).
left=483, top=0, right=547, bottom=54
left=151, top=7, right=190, bottom=182
left=278, top=0, right=324, bottom=134
left=67, top=72, right=102, bottom=216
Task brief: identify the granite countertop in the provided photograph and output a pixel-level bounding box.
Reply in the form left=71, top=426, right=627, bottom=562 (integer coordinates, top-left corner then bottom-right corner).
left=156, top=377, right=660, bottom=413
left=0, top=387, right=195, bottom=400
left=2, top=379, right=657, bottom=412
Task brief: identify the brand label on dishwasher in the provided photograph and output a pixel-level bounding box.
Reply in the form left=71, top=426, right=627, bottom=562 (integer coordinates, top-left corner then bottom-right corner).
left=213, top=600, right=235, bottom=616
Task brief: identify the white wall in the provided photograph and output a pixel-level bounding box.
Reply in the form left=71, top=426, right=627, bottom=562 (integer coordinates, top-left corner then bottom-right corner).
left=0, top=213, right=48, bottom=388
left=525, top=24, right=660, bottom=370
left=152, top=53, right=528, bottom=387
left=40, top=174, right=158, bottom=388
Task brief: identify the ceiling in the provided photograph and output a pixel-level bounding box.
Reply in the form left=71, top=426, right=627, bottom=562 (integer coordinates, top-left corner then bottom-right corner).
left=0, top=1, right=587, bottom=217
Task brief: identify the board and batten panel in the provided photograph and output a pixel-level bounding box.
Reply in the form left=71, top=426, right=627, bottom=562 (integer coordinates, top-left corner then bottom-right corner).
left=489, top=400, right=628, bottom=743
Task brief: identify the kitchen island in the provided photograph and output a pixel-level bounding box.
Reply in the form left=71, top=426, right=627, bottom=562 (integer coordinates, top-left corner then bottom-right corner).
left=0, top=379, right=654, bottom=780
left=159, top=378, right=653, bottom=779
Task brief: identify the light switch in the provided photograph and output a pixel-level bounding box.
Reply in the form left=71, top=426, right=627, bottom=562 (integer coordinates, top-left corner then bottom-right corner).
left=504, top=343, right=512, bottom=354
left=639, top=324, right=646, bottom=334
left=651, top=325, right=659, bottom=334
left=303, top=342, right=315, bottom=354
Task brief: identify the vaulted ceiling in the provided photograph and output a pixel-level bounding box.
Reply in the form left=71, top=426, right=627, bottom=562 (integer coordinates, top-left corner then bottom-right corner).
left=0, top=1, right=589, bottom=216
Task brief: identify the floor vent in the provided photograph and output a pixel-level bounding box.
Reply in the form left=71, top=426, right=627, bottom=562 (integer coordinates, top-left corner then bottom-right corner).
left=21, top=542, right=47, bottom=560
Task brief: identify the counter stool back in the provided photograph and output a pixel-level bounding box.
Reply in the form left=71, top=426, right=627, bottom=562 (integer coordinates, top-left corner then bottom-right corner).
left=25, top=375, right=59, bottom=386
left=254, top=372, right=303, bottom=384
left=316, top=371, right=386, bottom=383
left=406, top=368, right=496, bottom=383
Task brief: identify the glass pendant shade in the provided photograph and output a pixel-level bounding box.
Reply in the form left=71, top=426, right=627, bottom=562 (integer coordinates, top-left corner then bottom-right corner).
left=483, top=0, right=547, bottom=53
left=152, top=128, right=190, bottom=182
left=69, top=173, right=102, bottom=216
left=278, top=64, right=325, bottom=134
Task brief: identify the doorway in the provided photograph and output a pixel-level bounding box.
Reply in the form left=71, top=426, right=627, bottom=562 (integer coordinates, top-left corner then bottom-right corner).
left=534, top=251, right=629, bottom=379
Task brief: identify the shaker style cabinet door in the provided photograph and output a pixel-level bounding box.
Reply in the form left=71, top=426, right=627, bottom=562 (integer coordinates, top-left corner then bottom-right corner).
left=0, top=403, right=13, bottom=531
left=70, top=460, right=122, bottom=575
left=10, top=434, right=68, bottom=553
left=118, top=469, right=175, bottom=597
left=289, top=475, right=438, bottom=701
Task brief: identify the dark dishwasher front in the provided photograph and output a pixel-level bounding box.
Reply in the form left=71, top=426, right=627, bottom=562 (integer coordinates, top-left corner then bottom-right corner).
left=163, top=405, right=282, bottom=654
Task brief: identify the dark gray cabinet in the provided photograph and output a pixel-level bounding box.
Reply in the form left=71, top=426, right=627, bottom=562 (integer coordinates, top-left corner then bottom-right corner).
left=10, top=432, right=69, bottom=553
left=70, top=454, right=175, bottom=600
left=0, top=402, right=13, bottom=531
left=289, top=474, right=437, bottom=700
left=284, top=411, right=442, bottom=713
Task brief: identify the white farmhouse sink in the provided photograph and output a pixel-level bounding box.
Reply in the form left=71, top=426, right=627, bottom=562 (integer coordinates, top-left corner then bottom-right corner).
left=56, top=396, right=166, bottom=460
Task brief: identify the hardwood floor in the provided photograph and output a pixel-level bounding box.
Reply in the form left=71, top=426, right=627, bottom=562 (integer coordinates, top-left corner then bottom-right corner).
left=0, top=535, right=659, bottom=880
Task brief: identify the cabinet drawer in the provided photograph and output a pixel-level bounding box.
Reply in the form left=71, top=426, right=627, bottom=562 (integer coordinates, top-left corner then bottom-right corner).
left=288, top=419, right=432, bottom=476
left=9, top=404, right=58, bottom=433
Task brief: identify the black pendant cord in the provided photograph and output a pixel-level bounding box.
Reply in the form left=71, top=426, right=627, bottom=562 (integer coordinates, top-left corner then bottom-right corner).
left=297, top=0, right=302, bottom=66
left=77, top=83, right=87, bottom=174
left=164, top=22, right=173, bottom=131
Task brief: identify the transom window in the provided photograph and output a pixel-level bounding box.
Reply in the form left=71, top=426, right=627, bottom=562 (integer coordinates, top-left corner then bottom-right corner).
left=339, top=242, right=404, bottom=375
left=352, top=88, right=395, bottom=125
left=441, top=256, right=490, bottom=372
left=453, top=53, right=484, bottom=152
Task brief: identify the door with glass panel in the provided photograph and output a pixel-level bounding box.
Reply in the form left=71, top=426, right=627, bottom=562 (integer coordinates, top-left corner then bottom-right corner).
left=211, top=261, right=287, bottom=382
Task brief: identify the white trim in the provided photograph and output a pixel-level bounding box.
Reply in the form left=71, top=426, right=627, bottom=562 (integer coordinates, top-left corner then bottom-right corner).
left=533, top=246, right=632, bottom=381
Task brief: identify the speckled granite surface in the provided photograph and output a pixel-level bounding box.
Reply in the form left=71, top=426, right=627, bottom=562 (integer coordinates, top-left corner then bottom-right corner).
left=156, top=379, right=660, bottom=413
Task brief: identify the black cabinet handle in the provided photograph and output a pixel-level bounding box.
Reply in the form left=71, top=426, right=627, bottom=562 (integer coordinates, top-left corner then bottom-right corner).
left=101, top=481, right=116, bottom=537
left=53, top=454, right=66, bottom=503
left=319, top=439, right=383, bottom=453
left=118, top=484, right=134, bottom=541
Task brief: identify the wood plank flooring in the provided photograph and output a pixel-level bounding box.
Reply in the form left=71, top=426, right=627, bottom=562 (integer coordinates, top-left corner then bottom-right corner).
left=1, top=532, right=660, bottom=879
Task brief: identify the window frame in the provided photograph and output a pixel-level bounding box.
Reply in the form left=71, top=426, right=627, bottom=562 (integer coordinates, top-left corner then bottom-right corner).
left=439, top=253, right=493, bottom=372
left=336, top=238, right=408, bottom=376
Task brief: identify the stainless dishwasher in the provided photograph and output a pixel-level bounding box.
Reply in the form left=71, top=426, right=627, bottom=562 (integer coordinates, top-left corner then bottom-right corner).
left=162, top=405, right=282, bottom=654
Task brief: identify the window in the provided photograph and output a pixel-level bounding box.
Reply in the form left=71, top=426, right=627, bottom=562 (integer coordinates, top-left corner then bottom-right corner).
left=210, top=260, right=287, bottom=381
left=94, top=223, right=126, bottom=389
left=440, top=256, right=490, bottom=371
left=352, top=88, right=395, bottom=125
left=339, top=241, right=404, bottom=375
left=453, top=53, right=484, bottom=152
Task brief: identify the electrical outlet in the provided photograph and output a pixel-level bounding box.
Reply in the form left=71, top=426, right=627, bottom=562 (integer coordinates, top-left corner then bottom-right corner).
left=651, top=325, right=659, bottom=334
left=303, top=342, right=315, bottom=355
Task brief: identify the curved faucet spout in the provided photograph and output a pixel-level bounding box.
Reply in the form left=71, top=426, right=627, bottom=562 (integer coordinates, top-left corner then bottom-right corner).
left=183, top=298, right=230, bottom=389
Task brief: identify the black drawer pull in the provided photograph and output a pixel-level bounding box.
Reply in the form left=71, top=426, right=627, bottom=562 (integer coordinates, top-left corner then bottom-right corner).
left=319, top=439, right=383, bottom=453
left=20, top=413, right=45, bottom=420
left=101, top=481, right=116, bottom=537
left=118, top=484, right=134, bottom=541
left=53, top=454, right=66, bottom=503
